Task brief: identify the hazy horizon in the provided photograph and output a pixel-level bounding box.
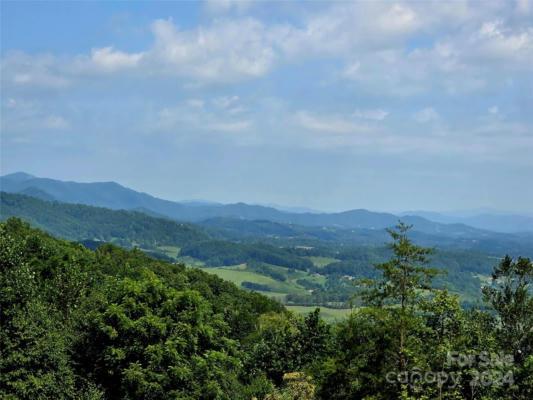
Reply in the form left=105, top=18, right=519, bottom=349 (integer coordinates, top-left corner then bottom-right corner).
left=3, top=170, right=533, bottom=217
left=2, top=1, right=532, bottom=213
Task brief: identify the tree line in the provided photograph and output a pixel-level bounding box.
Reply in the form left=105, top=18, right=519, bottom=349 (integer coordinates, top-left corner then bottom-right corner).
left=1, top=218, right=532, bottom=399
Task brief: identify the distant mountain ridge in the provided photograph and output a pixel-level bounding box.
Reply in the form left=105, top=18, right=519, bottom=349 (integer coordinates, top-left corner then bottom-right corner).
left=2, top=191, right=532, bottom=258
left=0, top=191, right=207, bottom=250
left=2, top=172, right=530, bottom=235
left=400, top=210, right=533, bottom=233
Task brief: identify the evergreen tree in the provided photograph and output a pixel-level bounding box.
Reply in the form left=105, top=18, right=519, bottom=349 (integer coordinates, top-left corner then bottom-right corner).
left=482, top=255, right=533, bottom=398
left=356, top=221, right=444, bottom=373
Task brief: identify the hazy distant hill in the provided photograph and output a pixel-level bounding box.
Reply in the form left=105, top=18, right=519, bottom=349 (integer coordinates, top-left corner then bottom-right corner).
left=401, top=210, right=533, bottom=233
left=199, top=217, right=533, bottom=258
left=0, top=172, right=520, bottom=237
left=0, top=191, right=207, bottom=249
left=1, top=172, right=181, bottom=211
left=3, top=190, right=533, bottom=308
left=17, top=186, right=56, bottom=201
left=3, top=189, right=532, bottom=258
left=0, top=192, right=314, bottom=269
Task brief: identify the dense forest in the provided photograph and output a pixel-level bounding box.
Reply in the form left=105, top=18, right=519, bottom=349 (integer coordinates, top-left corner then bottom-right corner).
left=1, top=218, right=532, bottom=399
left=0, top=191, right=208, bottom=249
left=1, top=192, right=520, bottom=309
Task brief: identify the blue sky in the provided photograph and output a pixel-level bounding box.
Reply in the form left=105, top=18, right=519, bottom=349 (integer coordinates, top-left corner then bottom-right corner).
left=1, top=0, right=532, bottom=213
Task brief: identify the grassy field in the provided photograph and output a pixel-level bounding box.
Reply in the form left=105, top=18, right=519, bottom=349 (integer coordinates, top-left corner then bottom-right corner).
left=302, top=272, right=327, bottom=286
left=157, top=245, right=180, bottom=259
left=250, top=263, right=327, bottom=286
left=185, top=259, right=347, bottom=310
left=287, top=305, right=353, bottom=322
left=201, top=265, right=310, bottom=295
left=306, top=256, right=339, bottom=268
left=256, top=291, right=288, bottom=302
left=176, top=255, right=205, bottom=267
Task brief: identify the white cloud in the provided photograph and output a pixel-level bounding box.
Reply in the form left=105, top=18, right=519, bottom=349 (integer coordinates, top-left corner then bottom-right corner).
left=516, top=0, right=532, bottom=15
left=2, top=17, right=278, bottom=86
left=337, top=10, right=532, bottom=95
left=1, top=102, right=70, bottom=133
left=271, top=4, right=416, bottom=63
left=3, top=1, right=531, bottom=90
left=207, top=120, right=251, bottom=132
left=147, top=17, right=276, bottom=82
left=12, top=71, right=69, bottom=88
left=227, top=106, right=246, bottom=115
left=43, top=115, right=69, bottom=130
left=90, top=47, right=143, bottom=71
left=212, top=95, right=239, bottom=108
left=204, top=0, right=252, bottom=14
left=295, top=111, right=374, bottom=134
left=2, top=1, right=531, bottom=170
left=376, top=4, right=420, bottom=35
left=210, top=96, right=246, bottom=114
left=1, top=52, right=70, bottom=88
left=1, top=96, right=70, bottom=133
left=186, top=99, right=205, bottom=108
left=153, top=101, right=253, bottom=138
left=413, top=108, right=439, bottom=123
left=469, top=20, right=533, bottom=64
left=473, top=120, right=530, bottom=137
left=342, top=61, right=361, bottom=80
left=353, top=108, right=389, bottom=121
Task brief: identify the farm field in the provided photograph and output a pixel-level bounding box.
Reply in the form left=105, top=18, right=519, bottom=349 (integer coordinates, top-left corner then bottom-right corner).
left=256, top=291, right=288, bottom=302
left=200, top=264, right=311, bottom=295
left=306, top=256, right=339, bottom=268
left=158, top=245, right=180, bottom=259
left=176, top=255, right=205, bottom=267
left=286, top=305, right=354, bottom=322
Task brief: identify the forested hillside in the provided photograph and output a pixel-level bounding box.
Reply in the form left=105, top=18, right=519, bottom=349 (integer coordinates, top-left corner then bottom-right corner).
left=4, top=172, right=528, bottom=237
left=2, top=218, right=532, bottom=399
left=0, top=191, right=208, bottom=250
left=0, top=218, right=286, bottom=398
left=199, top=217, right=533, bottom=258
left=1, top=191, right=522, bottom=308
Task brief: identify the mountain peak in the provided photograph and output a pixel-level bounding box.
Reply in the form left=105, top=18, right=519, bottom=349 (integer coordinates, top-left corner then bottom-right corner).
left=1, top=172, right=35, bottom=182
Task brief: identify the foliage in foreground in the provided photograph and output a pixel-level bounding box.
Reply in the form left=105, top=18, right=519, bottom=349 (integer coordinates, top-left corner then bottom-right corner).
left=0, top=218, right=286, bottom=399
left=1, top=218, right=532, bottom=399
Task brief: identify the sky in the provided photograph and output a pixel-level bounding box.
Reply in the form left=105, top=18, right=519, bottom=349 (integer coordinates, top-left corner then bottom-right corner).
left=1, top=0, right=532, bottom=213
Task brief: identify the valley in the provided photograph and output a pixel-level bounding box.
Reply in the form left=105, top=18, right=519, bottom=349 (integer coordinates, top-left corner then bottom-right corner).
left=3, top=174, right=532, bottom=314
left=3, top=2, right=532, bottom=397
